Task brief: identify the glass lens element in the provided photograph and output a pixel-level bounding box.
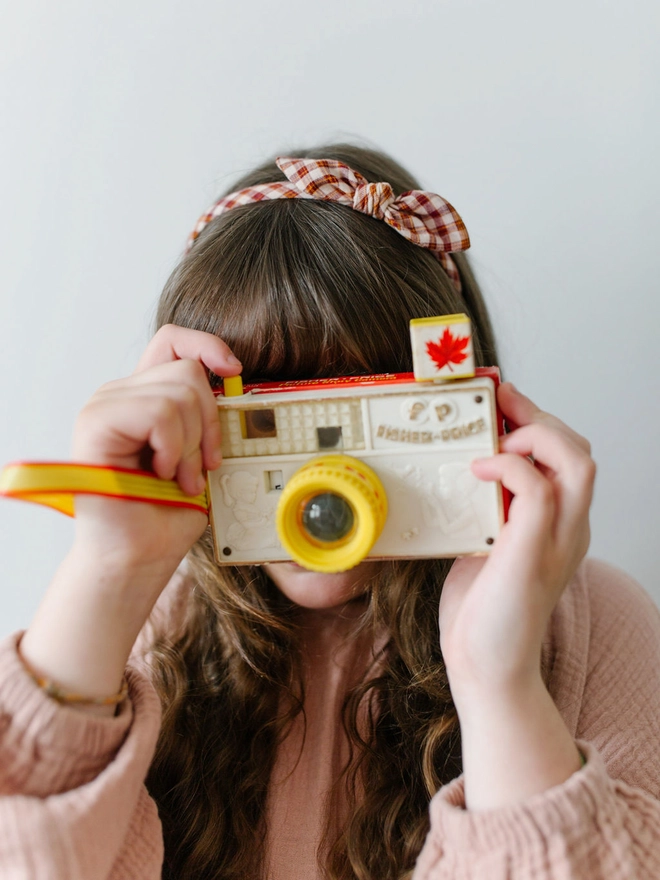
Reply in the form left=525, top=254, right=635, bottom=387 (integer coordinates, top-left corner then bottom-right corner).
left=301, top=493, right=354, bottom=543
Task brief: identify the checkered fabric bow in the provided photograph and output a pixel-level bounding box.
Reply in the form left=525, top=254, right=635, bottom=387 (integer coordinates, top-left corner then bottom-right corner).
left=186, top=157, right=470, bottom=290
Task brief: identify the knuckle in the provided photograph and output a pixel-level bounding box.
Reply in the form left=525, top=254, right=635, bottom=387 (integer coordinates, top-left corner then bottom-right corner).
left=155, top=323, right=177, bottom=339
left=573, top=430, right=592, bottom=455
left=144, top=324, right=176, bottom=353
left=177, top=358, right=207, bottom=383
left=577, top=457, right=597, bottom=486
left=518, top=421, right=551, bottom=448
left=93, top=377, right=127, bottom=397
left=74, top=404, right=94, bottom=432
left=567, top=429, right=591, bottom=456
left=153, top=397, right=178, bottom=424
left=176, top=384, right=198, bottom=408
left=182, top=446, right=203, bottom=464
left=533, top=411, right=556, bottom=429
left=531, top=476, right=554, bottom=506
left=95, top=379, right=117, bottom=395
left=77, top=394, right=107, bottom=423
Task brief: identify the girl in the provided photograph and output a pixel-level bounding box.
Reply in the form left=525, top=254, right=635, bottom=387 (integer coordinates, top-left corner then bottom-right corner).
left=2, top=145, right=660, bottom=880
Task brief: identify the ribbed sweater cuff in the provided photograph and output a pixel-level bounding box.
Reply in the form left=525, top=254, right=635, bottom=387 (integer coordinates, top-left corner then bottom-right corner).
left=429, top=740, right=609, bottom=856
left=0, top=631, right=135, bottom=795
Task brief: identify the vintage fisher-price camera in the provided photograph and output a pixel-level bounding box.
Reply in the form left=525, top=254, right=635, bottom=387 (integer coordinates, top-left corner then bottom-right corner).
left=207, top=315, right=505, bottom=573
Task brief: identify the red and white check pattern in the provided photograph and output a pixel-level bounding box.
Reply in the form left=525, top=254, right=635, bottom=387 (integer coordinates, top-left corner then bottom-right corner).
left=186, top=157, right=470, bottom=289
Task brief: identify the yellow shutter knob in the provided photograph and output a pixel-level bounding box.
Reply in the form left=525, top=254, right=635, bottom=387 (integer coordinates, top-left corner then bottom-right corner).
left=223, top=375, right=244, bottom=397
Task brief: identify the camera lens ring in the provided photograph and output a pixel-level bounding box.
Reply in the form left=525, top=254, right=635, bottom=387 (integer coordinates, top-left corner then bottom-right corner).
left=275, top=455, right=387, bottom=573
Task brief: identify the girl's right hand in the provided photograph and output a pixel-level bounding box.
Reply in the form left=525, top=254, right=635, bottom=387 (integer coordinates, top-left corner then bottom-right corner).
left=18, top=325, right=241, bottom=713
left=71, top=324, right=242, bottom=579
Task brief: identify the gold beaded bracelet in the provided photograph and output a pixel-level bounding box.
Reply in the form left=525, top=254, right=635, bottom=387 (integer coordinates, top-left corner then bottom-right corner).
left=18, top=642, right=129, bottom=707
left=28, top=671, right=129, bottom=706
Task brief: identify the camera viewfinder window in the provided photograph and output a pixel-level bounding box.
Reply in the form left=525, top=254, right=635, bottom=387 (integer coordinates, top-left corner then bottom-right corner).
left=243, top=409, right=277, bottom=439
left=317, top=427, right=343, bottom=449
left=267, top=470, right=284, bottom=491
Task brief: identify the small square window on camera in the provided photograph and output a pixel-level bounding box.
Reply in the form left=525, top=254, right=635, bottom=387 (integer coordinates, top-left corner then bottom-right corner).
left=266, top=470, right=284, bottom=492
left=317, top=426, right=343, bottom=449
left=243, top=408, right=277, bottom=439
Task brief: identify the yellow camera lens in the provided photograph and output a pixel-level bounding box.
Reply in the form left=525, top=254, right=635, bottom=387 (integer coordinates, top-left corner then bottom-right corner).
left=276, top=455, right=387, bottom=573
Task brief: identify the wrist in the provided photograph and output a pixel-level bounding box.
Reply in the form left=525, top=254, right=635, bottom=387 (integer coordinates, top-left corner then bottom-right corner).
left=20, top=543, right=175, bottom=705
left=68, top=535, right=182, bottom=600
left=449, top=665, right=543, bottom=717
left=453, top=674, right=583, bottom=810
left=70, top=487, right=205, bottom=572
left=16, top=635, right=129, bottom=718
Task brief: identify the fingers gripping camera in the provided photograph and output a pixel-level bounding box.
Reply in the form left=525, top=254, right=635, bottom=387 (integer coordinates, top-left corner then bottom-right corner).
left=208, top=315, right=505, bottom=572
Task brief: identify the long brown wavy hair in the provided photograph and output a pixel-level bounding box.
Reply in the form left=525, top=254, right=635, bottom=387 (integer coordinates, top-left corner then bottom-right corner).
left=144, top=144, right=499, bottom=879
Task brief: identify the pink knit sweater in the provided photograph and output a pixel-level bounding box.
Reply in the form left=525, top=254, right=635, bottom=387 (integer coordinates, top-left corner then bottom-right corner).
left=1, top=558, right=660, bottom=879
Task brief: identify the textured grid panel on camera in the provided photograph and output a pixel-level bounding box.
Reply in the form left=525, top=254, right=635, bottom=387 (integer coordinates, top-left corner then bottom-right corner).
left=219, top=399, right=365, bottom=458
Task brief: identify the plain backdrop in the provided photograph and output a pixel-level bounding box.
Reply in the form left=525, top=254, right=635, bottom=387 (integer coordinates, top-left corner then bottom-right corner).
left=1, top=0, right=658, bottom=637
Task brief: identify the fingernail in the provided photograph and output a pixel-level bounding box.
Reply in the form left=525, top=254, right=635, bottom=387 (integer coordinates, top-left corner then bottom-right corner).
left=227, top=354, right=242, bottom=366
left=196, top=474, right=207, bottom=494
left=507, top=382, right=518, bottom=394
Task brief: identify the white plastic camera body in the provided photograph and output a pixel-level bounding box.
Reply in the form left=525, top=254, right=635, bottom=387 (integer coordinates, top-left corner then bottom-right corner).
left=207, top=369, right=504, bottom=572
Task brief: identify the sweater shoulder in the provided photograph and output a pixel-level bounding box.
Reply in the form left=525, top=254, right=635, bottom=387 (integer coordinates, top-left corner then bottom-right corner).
left=580, top=556, right=658, bottom=628
left=543, top=558, right=660, bottom=795
left=543, top=558, right=658, bottom=735
left=576, top=558, right=660, bottom=684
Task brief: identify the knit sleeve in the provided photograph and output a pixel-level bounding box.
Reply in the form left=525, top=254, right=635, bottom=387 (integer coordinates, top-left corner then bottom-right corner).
left=413, top=560, right=660, bottom=879
left=0, top=632, right=164, bottom=880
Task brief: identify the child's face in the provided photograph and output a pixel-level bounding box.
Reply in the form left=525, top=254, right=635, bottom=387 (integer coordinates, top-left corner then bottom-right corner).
left=263, top=560, right=381, bottom=611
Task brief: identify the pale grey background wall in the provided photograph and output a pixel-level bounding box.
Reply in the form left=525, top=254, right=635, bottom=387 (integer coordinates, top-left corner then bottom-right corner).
left=1, top=0, right=658, bottom=636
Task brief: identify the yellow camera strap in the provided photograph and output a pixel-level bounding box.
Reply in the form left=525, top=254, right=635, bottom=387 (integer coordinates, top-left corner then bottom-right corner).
left=0, top=462, right=209, bottom=517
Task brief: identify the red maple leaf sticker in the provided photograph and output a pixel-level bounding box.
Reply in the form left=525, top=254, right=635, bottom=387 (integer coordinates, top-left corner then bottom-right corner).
left=426, top=328, right=470, bottom=372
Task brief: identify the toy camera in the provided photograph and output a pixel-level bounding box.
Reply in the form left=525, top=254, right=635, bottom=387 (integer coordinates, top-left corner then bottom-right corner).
left=207, top=315, right=505, bottom=573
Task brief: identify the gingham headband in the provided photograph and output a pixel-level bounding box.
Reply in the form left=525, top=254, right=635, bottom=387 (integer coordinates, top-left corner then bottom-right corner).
left=186, top=157, right=470, bottom=290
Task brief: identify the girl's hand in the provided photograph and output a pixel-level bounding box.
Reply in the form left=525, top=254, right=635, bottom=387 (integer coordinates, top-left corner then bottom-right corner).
left=438, top=382, right=596, bottom=701
left=19, top=325, right=241, bottom=711
left=71, top=325, right=241, bottom=580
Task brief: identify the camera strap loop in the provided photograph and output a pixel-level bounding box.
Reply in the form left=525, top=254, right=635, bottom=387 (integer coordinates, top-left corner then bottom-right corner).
left=0, top=462, right=209, bottom=516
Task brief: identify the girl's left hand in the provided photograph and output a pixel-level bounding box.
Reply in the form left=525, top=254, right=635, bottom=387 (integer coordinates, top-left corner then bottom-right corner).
left=438, top=382, right=596, bottom=700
